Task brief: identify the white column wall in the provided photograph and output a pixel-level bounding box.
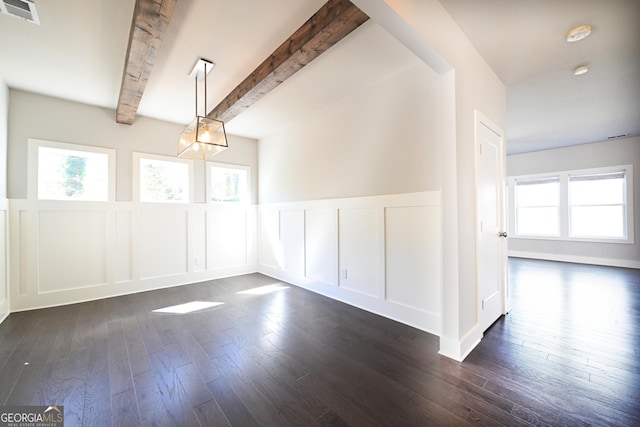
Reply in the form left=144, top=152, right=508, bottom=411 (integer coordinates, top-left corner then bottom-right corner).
left=0, top=80, right=9, bottom=323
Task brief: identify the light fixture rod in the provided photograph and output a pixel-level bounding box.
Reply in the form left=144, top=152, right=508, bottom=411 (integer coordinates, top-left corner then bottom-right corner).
left=204, top=61, right=208, bottom=114
left=189, top=59, right=214, bottom=118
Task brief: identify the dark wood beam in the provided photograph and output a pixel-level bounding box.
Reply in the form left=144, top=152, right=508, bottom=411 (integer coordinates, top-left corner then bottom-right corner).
left=207, top=0, right=369, bottom=124
left=116, top=0, right=177, bottom=125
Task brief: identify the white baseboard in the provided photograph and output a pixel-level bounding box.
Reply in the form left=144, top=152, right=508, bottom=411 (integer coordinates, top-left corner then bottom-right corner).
left=0, top=300, right=9, bottom=325
left=10, top=265, right=258, bottom=313
left=438, top=326, right=482, bottom=362
left=509, top=251, right=640, bottom=269
left=259, top=266, right=442, bottom=336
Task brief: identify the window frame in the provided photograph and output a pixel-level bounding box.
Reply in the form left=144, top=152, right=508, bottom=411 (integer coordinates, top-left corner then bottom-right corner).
left=205, top=161, right=250, bottom=205
left=133, top=152, right=193, bottom=204
left=514, top=176, right=561, bottom=237
left=28, top=138, right=116, bottom=202
left=508, top=165, right=634, bottom=244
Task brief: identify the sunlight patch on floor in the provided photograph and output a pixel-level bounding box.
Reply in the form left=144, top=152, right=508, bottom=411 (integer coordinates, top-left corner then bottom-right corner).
left=152, top=301, right=224, bottom=314
left=237, top=284, right=289, bottom=295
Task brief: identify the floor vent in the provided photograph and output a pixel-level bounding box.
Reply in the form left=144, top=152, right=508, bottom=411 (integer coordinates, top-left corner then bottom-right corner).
left=0, top=0, right=40, bottom=25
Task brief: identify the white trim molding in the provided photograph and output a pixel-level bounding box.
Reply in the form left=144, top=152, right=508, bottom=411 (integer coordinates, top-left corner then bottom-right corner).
left=509, top=251, right=640, bottom=270
left=438, top=326, right=483, bottom=362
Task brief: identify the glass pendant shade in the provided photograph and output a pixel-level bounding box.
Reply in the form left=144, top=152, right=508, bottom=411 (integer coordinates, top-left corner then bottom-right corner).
left=178, top=59, right=228, bottom=160
left=178, top=116, right=228, bottom=160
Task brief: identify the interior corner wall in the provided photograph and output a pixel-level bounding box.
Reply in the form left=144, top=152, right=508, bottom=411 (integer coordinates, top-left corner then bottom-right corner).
left=507, top=136, right=640, bottom=268
left=0, top=79, right=9, bottom=323
left=363, top=0, right=506, bottom=360
left=8, top=90, right=258, bottom=204
left=256, top=35, right=445, bottom=336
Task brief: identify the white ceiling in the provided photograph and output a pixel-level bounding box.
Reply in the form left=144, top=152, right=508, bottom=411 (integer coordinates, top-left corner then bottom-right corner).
left=1, top=0, right=638, bottom=154
left=440, top=0, right=640, bottom=154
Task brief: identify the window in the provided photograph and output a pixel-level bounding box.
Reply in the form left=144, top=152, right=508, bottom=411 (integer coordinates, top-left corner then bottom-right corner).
left=569, top=171, right=626, bottom=238
left=135, top=153, right=191, bottom=203
left=207, top=162, right=249, bottom=204
left=515, top=177, right=560, bottom=236
left=31, top=139, right=114, bottom=201
left=509, top=165, right=633, bottom=243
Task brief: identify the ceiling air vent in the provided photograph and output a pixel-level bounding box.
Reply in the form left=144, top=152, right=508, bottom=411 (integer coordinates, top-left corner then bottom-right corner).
left=606, top=133, right=630, bottom=140
left=0, top=0, right=40, bottom=25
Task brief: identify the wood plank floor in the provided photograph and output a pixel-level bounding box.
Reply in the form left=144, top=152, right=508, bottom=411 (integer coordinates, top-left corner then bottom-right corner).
left=0, top=258, right=638, bottom=426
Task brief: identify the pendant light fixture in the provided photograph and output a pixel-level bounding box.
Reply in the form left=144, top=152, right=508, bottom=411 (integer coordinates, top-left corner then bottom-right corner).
left=178, top=58, right=228, bottom=160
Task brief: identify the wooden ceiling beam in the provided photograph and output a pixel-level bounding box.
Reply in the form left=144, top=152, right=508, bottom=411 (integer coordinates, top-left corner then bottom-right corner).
left=207, top=0, right=369, bottom=124
left=116, top=0, right=177, bottom=125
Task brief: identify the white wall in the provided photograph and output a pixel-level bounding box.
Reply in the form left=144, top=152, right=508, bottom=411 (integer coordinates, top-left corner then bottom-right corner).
left=507, top=137, right=640, bottom=268
left=7, top=90, right=259, bottom=311
left=8, top=90, right=258, bottom=203
left=0, top=79, right=9, bottom=323
left=259, top=62, right=441, bottom=202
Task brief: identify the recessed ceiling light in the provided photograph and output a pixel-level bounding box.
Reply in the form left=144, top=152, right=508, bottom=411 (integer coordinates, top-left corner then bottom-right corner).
left=573, top=65, right=589, bottom=76
left=566, top=24, right=592, bottom=42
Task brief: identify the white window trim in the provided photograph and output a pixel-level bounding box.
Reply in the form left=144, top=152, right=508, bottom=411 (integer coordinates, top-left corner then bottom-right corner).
left=133, top=152, right=194, bottom=204
left=28, top=138, right=116, bottom=202
left=513, top=176, right=561, bottom=238
left=206, top=161, right=250, bottom=205
left=508, top=164, right=634, bottom=244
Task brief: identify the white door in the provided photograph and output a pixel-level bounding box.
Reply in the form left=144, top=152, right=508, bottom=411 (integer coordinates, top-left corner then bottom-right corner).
left=476, top=115, right=508, bottom=332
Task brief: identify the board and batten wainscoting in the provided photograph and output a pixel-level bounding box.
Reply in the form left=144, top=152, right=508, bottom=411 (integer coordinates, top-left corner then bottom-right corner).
left=8, top=199, right=257, bottom=311
left=0, top=198, right=8, bottom=323
left=258, top=191, right=442, bottom=335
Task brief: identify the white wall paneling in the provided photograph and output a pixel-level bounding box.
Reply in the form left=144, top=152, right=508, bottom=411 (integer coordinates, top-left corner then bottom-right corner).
left=116, top=208, right=133, bottom=283
left=339, top=208, right=380, bottom=298
left=258, top=210, right=281, bottom=271
left=8, top=199, right=257, bottom=311
left=139, top=206, right=189, bottom=280
left=280, top=210, right=305, bottom=278
left=385, top=206, right=441, bottom=315
left=207, top=208, right=249, bottom=270
left=304, top=209, right=338, bottom=287
left=0, top=81, right=9, bottom=323
left=191, top=209, right=207, bottom=273
left=259, top=192, right=442, bottom=335
left=38, top=209, right=108, bottom=292
left=0, top=202, right=9, bottom=323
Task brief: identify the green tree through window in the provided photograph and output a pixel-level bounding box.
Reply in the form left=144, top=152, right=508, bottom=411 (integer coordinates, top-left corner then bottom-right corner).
left=209, top=165, right=248, bottom=203
left=37, top=143, right=110, bottom=201
left=137, top=156, right=189, bottom=203
left=142, top=163, right=184, bottom=201
left=63, top=155, right=87, bottom=197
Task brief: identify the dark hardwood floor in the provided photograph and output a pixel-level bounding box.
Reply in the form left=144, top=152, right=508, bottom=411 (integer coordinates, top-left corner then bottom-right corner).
left=0, top=258, right=638, bottom=426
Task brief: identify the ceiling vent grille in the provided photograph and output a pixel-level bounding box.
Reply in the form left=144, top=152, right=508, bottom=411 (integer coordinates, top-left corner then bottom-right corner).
left=0, top=0, right=39, bottom=25
left=606, top=133, right=630, bottom=140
